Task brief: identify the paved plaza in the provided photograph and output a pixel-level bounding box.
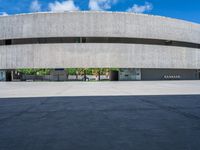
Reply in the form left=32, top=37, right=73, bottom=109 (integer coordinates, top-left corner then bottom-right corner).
left=0, top=81, right=200, bottom=150
left=1, top=81, right=200, bottom=98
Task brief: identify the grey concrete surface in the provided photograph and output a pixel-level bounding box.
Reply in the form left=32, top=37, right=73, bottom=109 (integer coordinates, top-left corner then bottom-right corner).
left=0, top=12, right=200, bottom=43
left=0, top=12, right=200, bottom=69
left=1, top=81, right=200, bottom=98
left=1, top=43, right=200, bottom=69
left=0, top=95, right=200, bottom=150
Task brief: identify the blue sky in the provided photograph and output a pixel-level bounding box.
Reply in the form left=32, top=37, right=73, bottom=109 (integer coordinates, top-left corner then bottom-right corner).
left=0, top=0, right=199, bottom=23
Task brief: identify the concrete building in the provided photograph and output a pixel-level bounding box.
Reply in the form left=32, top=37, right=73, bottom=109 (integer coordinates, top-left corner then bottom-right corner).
left=0, top=11, right=200, bottom=81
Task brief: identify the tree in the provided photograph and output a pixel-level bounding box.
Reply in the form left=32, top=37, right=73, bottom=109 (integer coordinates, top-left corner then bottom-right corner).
left=17, top=69, right=51, bottom=75
left=92, top=68, right=101, bottom=80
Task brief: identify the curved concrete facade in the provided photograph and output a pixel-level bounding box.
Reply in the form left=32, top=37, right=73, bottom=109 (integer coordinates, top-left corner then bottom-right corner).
left=0, top=44, right=200, bottom=69
left=0, top=11, right=200, bottom=69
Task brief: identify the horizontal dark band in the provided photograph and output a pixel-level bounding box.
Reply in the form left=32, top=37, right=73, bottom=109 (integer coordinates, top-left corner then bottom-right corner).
left=0, top=37, right=200, bottom=49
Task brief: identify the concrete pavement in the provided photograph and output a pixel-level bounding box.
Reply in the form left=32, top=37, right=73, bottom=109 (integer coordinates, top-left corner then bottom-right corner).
left=0, top=81, right=200, bottom=98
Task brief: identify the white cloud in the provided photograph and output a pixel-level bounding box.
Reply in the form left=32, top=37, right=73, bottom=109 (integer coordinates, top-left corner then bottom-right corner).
left=127, top=2, right=153, bottom=13
left=30, top=0, right=41, bottom=12
left=0, top=12, right=8, bottom=16
left=89, top=0, right=118, bottom=11
left=49, top=0, right=79, bottom=12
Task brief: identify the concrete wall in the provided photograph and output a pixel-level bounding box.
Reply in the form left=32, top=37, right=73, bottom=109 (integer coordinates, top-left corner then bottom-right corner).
left=0, top=44, right=200, bottom=69
left=0, top=12, right=200, bottom=70
left=0, top=12, right=200, bottom=43
left=141, top=69, right=198, bottom=80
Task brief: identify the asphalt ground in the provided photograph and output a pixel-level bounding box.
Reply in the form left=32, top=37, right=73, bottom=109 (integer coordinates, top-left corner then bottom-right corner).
left=0, top=95, right=200, bottom=150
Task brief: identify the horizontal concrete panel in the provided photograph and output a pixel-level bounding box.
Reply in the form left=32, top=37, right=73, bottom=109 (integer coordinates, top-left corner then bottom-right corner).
left=0, top=43, right=200, bottom=69
left=0, top=12, right=200, bottom=44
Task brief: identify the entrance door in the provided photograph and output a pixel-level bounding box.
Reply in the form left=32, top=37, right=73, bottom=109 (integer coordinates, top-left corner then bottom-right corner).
left=0, top=71, right=6, bottom=81
left=199, top=72, right=200, bottom=80
left=119, top=68, right=141, bottom=81
left=6, top=71, right=12, bottom=81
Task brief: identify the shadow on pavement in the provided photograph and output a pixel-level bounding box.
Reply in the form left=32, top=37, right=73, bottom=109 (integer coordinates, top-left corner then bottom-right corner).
left=0, top=95, right=200, bottom=150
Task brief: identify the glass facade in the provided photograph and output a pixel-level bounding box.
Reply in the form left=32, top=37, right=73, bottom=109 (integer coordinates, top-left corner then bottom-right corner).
left=0, top=71, right=6, bottom=81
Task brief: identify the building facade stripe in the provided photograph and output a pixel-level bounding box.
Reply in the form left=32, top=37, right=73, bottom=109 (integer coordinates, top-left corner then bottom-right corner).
left=0, top=37, right=200, bottom=49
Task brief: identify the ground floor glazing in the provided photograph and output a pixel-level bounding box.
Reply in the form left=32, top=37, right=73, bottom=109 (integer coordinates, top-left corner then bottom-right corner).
left=0, top=68, right=199, bottom=81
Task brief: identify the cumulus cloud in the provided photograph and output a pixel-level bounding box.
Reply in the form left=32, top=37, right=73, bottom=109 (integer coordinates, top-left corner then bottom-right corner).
left=49, top=0, right=79, bottom=12
left=89, top=0, right=118, bottom=11
left=127, top=2, right=153, bottom=13
left=30, top=0, right=41, bottom=12
left=0, top=12, right=8, bottom=16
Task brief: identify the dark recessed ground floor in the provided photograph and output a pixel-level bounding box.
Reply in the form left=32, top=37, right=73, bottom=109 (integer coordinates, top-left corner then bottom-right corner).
left=0, top=68, right=199, bottom=81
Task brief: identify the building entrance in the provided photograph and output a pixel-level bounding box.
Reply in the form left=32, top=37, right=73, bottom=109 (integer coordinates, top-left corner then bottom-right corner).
left=0, top=71, right=6, bottom=81
left=6, top=71, right=12, bottom=81
left=119, top=68, right=141, bottom=81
